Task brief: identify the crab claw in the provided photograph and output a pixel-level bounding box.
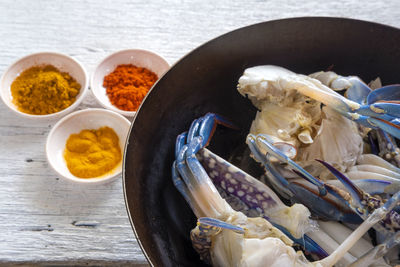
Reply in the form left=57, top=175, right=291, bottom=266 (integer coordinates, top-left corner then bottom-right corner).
left=186, top=113, right=236, bottom=147
left=315, top=159, right=366, bottom=210
left=247, top=133, right=327, bottom=196
left=246, top=133, right=363, bottom=223
left=317, top=159, right=400, bottom=233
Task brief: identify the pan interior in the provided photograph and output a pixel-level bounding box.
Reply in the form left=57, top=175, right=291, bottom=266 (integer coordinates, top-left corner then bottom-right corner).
left=124, top=17, right=400, bottom=266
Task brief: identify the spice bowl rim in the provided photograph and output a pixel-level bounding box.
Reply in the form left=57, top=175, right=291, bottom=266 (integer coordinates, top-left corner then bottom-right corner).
left=90, top=48, right=170, bottom=117
left=0, top=51, right=89, bottom=120
left=46, top=108, right=131, bottom=184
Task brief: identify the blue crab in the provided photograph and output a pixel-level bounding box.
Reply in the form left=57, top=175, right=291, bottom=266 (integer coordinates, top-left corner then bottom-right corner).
left=172, top=113, right=400, bottom=267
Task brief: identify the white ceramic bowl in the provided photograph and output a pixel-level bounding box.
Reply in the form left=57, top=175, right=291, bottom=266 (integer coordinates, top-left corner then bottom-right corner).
left=0, top=52, right=88, bottom=120
left=46, top=108, right=131, bottom=184
left=91, top=49, right=170, bottom=117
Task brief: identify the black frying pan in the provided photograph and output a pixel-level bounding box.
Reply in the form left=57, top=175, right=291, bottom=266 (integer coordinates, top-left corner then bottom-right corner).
left=123, top=17, right=400, bottom=267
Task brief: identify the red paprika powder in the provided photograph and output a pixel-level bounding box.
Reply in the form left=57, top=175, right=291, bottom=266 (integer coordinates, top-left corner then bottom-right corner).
left=103, top=64, right=158, bottom=111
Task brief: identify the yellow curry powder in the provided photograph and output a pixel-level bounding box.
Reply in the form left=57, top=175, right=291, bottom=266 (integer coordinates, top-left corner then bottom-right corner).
left=11, top=65, right=81, bottom=115
left=64, top=126, right=122, bottom=178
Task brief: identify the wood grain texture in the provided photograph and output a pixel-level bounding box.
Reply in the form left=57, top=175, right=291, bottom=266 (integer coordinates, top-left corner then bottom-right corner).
left=0, top=0, right=399, bottom=265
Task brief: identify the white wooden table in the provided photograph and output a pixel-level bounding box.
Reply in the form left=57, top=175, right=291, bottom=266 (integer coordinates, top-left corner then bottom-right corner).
left=1, top=0, right=400, bottom=265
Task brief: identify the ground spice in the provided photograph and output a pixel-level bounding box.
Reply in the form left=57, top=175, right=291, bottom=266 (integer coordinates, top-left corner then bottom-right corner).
left=11, top=65, right=81, bottom=115
left=64, top=126, right=122, bottom=178
left=103, top=64, right=158, bottom=111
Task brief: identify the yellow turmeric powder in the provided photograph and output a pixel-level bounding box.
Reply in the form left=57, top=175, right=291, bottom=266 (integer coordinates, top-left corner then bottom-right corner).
left=11, top=65, right=81, bottom=115
left=64, top=126, right=122, bottom=178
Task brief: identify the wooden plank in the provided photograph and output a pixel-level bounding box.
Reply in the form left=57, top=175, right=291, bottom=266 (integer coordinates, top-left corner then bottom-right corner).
left=0, top=0, right=399, bottom=264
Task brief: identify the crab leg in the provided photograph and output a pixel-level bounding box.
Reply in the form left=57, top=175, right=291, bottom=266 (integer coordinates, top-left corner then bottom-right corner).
left=345, top=171, right=400, bottom=184
left=172, top=133, right=199, bottom=212
left=172, top=162, right=203, bottom=217
left=348, top=164, right=400, bottom=179
left=246, top=134, right=293, bottom=198
left=305, top=229, right=357, bottom=265
left=318, top=160, right=400, bottom=233
left=248, top=133, right=328, bottom=196
left=318, top=221, right=375, bottom=258
left=247, top=133, right=363, bottom=223
left=357, top=155, right=400, bottom=176
left=349, top=232, right=400, bottom=267
left=175, top=137, right=233, bottom=219
left=308, top=220, right=389, bottom=266
left=357, top=154, right=400, bottom=174
left=318, top=190, right=400, bottom=267
left=318, top=179, right=399, bottom=195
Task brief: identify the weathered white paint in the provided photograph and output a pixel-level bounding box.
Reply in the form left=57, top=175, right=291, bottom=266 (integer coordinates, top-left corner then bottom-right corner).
left=0, top=0, right=399, bottom=265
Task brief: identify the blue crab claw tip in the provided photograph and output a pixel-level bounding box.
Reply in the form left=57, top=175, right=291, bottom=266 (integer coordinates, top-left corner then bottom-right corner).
left=187, top=113, right=238, bottom=149
left=175, top=132, right=188, bottom=158
left=187, top=118, right=202, bottom=144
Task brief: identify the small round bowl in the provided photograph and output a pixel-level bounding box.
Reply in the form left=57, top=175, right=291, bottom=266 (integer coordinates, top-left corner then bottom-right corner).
left=46, top=108, right=131, bottom=184
left=91, top=49, right=170, bottom=117
left=0, top=52, right=88, bottom=120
